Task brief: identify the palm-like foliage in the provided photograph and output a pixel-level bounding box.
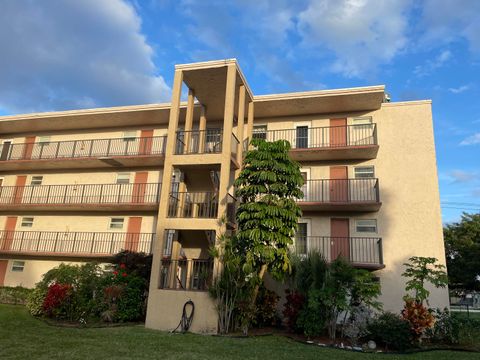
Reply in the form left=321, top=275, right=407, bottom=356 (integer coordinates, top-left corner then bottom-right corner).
left=234, top=138, right=303, bottom=280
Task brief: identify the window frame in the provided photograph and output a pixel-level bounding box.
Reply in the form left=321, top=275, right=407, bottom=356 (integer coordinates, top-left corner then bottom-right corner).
left=116, top=172, right=131, bottom=184
left=21, top=217, right=34, bottom=228
left=354, top=166, right=375, bottom=179
left=30, top=176, right=44, bottom=186
left=109, top=217, right=124, bottom=230
left=355, top=219, right=378, bottom=233
left=11, top=261, right=25, bottom=272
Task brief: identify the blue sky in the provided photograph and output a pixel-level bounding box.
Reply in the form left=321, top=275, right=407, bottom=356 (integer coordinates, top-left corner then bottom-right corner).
left=0, top=0, right=479, bottom=223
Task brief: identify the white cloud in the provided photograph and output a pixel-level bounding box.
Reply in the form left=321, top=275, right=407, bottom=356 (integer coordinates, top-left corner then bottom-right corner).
left=421, top=0, right=480, bottom=53
left=297, top=0, right=411, bottom=77
left=448, top=85, right=470, bottom=94
left=0, top=0, right=170, bottom=114
left=447, top=170, right=478, bottom=183
left=460, top=133, right=480, bottom=146
left=413, top=50, right=452, bottom=77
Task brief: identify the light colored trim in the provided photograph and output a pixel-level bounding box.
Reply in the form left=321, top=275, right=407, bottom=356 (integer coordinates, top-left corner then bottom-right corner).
left=254, top=85, right=385, bottom=102
left=382, top=100, right=432, bottom=107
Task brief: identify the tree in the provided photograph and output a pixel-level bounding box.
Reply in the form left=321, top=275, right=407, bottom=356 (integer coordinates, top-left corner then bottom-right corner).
left=234, top=138, right=303, bottom=308
left=444, top=212, right=480, bottom=290
left=402, top=256, right=448, bottom=305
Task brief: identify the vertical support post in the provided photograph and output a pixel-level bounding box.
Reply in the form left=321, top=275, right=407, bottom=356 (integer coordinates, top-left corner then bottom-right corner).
left=198, top=106, right=207, bottom=153
left=215, top=63, right=237, bottom=279
left=184, top=89, right=195, bottom=153
left=246, top=101, right=254, bottom=150
left=235, top=85, right=246, bottom=177
left=149, top=69, right=184, bottom=292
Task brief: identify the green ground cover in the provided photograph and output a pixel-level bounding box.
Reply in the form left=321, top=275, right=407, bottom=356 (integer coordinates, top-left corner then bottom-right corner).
left=0, top=305, right=478, bottom=360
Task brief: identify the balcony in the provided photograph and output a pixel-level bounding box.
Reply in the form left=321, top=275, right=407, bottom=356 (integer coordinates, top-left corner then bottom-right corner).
left=257, top=123, right=378, bottom=161
left=298, top=178, right=381, bottom=211
left=168, top=191, right=236, bottom=223
left=0, top=136, right=166, bottom=171
left=159, top=258, right=214, bottom=291
left=174, top=129, right=240, bottom=168
left=293, top=236, right=384, bottom=269
left=0, top=183, right=161, bottom=212
left=0, top=230, right=154, bottom=259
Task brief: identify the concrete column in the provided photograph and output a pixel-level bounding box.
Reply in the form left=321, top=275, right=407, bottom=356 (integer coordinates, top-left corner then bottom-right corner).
left=183, top=89, right=195, bottom=153
left=198, top=106, right=207, bottom=153
left=246, top=101, right=254, bottom=149
left=149, top=69, right=183, bottom=292
left=235, top=85, right=246, bottom=176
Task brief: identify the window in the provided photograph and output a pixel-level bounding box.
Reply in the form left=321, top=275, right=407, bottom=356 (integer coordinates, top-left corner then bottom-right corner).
left=109, top=218, right=124, bottom=229
left=354, top=166, right=375, bottom=178
left=116, top=173, right=130, bottom=184
left=21, top=217, right=34, bottom=227
left=11, top=261, right=25, bottom=272
left=30, top=176, right=44, bottom=186
left=252, top=125, right=267, bottom=140
left=123, top=131, right=137, bottom=141
left=38, top=136, right=51, bottom=145
left=355, top=219, right=377, bottom=233
left=353, top=116, right=373, bottom=125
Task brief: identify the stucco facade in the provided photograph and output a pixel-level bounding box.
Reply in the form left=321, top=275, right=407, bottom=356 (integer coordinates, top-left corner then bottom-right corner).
left=0, top=59, right=448, bottom=332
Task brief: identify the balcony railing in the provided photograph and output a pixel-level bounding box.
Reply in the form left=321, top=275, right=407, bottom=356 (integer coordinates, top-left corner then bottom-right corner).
left=159, top=258, right=214, bottom=291
left=168, top=191, right=219, bottom=218
left=254, top=123, right=377, bottom=150
left=299, top=178, right=380, bottom=203
left=293, top=236, right=383, bottom=267
left=0, top=231, right=154, bottom=255
left=175, top=129, right=223, bottom=155
left=0, top=183, right=161, bottom=206
left=0, top=136, right=166, bottom=161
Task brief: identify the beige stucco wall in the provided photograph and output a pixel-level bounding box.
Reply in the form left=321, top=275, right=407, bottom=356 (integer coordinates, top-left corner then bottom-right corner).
left=146, top=289, right=218, bottom=334
left=2, top=258, right=88, bottom=288
left=259, top=101, right=448, bottom=313
left=0, top=214, right=157, bottom=234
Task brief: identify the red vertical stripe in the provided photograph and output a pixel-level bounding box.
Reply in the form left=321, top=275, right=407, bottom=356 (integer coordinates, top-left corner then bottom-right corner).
left=23, top=136, right=36, bottom=159
left=125, top=217, right=142, bottom=252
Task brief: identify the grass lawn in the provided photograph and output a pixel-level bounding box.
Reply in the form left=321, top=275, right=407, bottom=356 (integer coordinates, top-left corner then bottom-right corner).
left=0, top=304, right=478, bottom=360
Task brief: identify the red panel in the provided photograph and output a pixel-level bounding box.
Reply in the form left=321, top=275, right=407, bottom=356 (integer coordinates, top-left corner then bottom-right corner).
left=330, top=118, right=347, bottom=147
left=125, top=217, right=142, bottom=252
left=139, top=130, right=154, bottom=155
left=132, top=172, right=148, bottom=203
left=329, top=166, right=348, bottom=202
left=23, top=136, right=36, bottom=160
left=0, top=260, right=8, bottom=286
left=330, top=218, right=350, bottom=261
left=2, top=217, right=18, bottom=251
left=13, top=176, right=27, bottom=204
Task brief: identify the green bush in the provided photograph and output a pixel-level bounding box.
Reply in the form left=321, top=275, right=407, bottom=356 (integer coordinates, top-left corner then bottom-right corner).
left=0, top=286, right=32, bottom=305
left=26, top=287, right=47, bottom=316
left=367, top=312, right=413, bottom=351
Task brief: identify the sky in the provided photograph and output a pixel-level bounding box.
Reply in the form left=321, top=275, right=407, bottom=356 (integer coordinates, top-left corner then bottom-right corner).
left=0, top=0, right=479, bottom=223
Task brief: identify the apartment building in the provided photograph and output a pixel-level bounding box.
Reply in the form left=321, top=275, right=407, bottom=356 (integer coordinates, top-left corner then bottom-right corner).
left=0, top=59, right=448, bottom=333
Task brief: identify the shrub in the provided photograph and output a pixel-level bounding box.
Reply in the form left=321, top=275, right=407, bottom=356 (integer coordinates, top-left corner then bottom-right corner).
left=42, top=283, right=72, bottom=318
left=26, top=287, right=47, bottom=316
left=282, top=289, right=305, bottom=333
left=112, top=251, right=152, bottom=283
left=426, top=308, right=460, bottom=344
left=401, top=299, right=435, bottom=342
left=253, top=286, right=279, bottom=327
left=367, top=312, right=413, bottom=351
left=0, top=286, right=32, bottom=305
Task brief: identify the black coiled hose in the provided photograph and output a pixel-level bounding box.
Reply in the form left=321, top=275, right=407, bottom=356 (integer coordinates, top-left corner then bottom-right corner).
left=172, top=300, right=195, bottom=333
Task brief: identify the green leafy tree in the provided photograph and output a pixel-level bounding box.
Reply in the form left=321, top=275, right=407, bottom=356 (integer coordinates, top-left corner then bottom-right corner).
left=444, top=212, right=480, bottom=290
left=234, top=138, right=303, bottom=307
left=402, top=256, right=448, bottom=305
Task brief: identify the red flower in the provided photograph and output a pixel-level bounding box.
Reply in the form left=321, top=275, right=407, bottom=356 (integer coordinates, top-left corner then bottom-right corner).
left=119, top=263, right=126, bottom=269
left=113, top=271, right=119, bottom=276
left=122, top=272, right=127, bottom=277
